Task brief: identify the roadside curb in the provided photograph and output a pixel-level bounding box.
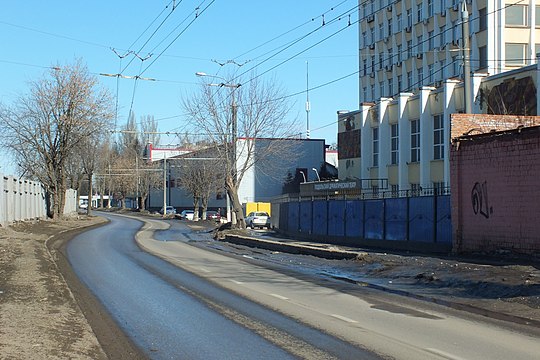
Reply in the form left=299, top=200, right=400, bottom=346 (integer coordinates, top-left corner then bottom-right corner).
left=222, top=233, right=540, bottom=329
left=224, top=234, right=363, bottom=260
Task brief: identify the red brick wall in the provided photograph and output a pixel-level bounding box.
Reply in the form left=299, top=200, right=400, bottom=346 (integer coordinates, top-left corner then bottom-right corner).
left=451, top=126, right=540, bottom=254
left=450, top=114, right=540, bottom=139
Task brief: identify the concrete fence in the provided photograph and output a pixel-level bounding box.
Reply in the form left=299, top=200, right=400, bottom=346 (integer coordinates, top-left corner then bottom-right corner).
left=0, top=174, right=77, bottom=226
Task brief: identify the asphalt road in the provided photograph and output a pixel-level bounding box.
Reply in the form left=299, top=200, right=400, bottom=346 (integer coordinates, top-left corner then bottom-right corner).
left=68, top=212, right=540, bottom=359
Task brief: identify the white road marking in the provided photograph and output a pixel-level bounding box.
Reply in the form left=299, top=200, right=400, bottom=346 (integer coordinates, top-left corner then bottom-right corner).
left=230, top=280, right=244, bottom=285
left=330, top=314, right=358, bottom=323
left=424, top=348, right=467, bottom=360
left=269, top=293, right=289, bottom=300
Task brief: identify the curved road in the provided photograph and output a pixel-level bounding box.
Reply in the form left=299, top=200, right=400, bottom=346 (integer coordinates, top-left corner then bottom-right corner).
left=67, top=212, right=540, bottom=359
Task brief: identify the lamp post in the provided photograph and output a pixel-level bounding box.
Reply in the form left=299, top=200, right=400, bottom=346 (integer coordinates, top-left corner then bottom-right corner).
left=196, top=72, right=241, bottom=224
left=312, top=167, right=321, bottom=181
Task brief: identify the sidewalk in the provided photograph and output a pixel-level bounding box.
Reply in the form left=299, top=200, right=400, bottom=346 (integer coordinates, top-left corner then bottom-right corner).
left=219, top=229, right=540, bottom=327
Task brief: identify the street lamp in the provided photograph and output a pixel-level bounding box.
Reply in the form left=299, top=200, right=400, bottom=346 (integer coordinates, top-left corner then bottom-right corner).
left=312, top=167, right=321, bottom=181
left=196, top=71, right=241, bottom=224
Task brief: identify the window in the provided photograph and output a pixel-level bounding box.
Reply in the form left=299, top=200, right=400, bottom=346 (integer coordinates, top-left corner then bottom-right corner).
left=363, top=87, right=368, bottom=100
left=417, top=67, right=424, bottom=87
left=452, top=55, right=459, bottom=76
left=407, top=8, right=413, bottom=27
left=372, top=127, right=379, bottom=167
left=428, top=30, right=434, bottom=50
left=417, top=34, right=423, bottom=53
left=379, top=22, right=385, bottom=39
left=371, top=55, right=375, bottom=70
left=440, top=25, right=446, bottom=47
left=505, top=43, right=528, bottom=65
left=428, top=64, right=434, bottom=83
left=536, top=6, right=540, bottom=26
left=536, top=44, right=540, bottom=57
left=452, top=20, right=458, bottom=42
left=363, top=59, right=367, bottom=74
left=388, top=78, right=394, bottom=95
left=439, top=58, right=446, bottom=78
left=370, top=27, right=375, bottom=42
left=428, top=0, right=433, bottom=17
left=417, top=3, right=423, bottom=22
left=379, top=81, right=384, bottom=97
left=407, top=71, right=413, bottom=88
left=379, top=54, right=384, bottom=69
left=407, top=40, right=413, bottom=58
left=362, top=31, right=367, bottom=46
left=391, top=124, right=399, bottom=165
left=397, top=13, right=402, bottom=30
left=410, top=119, right=420, bottom=162
left=388, top=47, right=393, bottom=65
left=397, top=75, right=403, bottom=92
left=397, top=44, right=402, bottom=62
left=433, top=114, right=444, bottom=160
left=479, top=46, right=488, bottom=69
left=388, top=20, right=392, bottom=37
left=479, top=8, right=487, bottom=31
left=506, top=5, right=527, bottom=26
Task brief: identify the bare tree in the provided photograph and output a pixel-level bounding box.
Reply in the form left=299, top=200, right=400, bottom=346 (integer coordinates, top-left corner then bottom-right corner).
left=0, top=60, right=114, bottom=218
left=174, top=156, right=224, bottom=220
left=183, top=74, right=299, bottom=228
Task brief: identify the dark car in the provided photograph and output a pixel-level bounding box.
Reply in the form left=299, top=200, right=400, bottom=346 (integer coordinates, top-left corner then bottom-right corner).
left=206, top=210, right=221, bottom=221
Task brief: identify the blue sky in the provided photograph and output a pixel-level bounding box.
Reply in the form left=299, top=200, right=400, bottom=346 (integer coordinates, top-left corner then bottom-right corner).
left=0, top=1, right=359, bottom=173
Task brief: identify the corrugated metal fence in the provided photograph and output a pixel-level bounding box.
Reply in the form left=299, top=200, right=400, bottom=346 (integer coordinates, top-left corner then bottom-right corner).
left=0, top=174, right=77, bottom=226
left=272, top=194, right=452, bottom=253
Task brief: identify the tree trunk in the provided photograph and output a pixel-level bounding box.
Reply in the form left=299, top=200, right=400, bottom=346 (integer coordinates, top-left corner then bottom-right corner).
left=226, top=175, right=245, bottom=229
left=87, top=172, right=93, bottom=216
left=140, top=194, right=147, bottom=211
left=201, top=193, right=209, bottom=222
left=193, top=196, right=200, bottom=221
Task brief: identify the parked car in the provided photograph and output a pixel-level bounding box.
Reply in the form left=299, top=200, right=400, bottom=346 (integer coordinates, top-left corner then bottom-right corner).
left=245, top=211, right=271, bottom=229
left=206, top=210, right=221, bottom=222
left=179, top=209, right=195, bottom=220
left=160, top=206, right=177, bottom=215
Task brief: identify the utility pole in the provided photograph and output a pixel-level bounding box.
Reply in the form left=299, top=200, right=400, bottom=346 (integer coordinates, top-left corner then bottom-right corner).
left=162, top=157, right=167, bottom=217
left=461, top=0, right=472, bottom=114
left=306, top=61, right=311, bottom=139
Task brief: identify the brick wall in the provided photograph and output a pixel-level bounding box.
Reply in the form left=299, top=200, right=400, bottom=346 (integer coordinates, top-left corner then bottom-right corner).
left=451, top=126, right=540, bottom=254
left=450, top=114, right=540, bottom=139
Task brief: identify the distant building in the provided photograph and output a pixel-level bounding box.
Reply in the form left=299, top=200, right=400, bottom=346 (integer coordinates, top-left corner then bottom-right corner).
left=147, top=138, right=327, bottom=210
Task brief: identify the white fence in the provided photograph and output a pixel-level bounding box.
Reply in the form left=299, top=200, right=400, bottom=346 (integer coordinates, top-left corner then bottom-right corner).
left=0, top=174, right=77, bottom=226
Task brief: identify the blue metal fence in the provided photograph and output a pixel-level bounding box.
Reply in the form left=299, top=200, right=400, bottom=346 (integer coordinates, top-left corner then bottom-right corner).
left=275, top=195, right=452, bottom=252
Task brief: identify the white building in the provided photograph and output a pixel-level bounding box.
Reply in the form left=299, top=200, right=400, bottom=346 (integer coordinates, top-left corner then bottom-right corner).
left=337, top=0, right=540, bottom=194
left=147, top=138, right=327, bottom=210
left=359, top=0, right=540, bottom=103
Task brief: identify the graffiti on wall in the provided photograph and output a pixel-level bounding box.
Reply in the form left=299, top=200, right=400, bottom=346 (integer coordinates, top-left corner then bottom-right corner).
left=471, top=181, right=493, bottom=219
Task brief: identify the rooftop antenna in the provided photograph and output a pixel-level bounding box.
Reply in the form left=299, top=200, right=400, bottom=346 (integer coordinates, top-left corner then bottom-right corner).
left=306, top=61, right=311, bottom=139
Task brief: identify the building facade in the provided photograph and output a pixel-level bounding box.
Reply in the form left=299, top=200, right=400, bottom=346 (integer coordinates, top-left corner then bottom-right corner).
left=337, top=0, right=540, bottom=194
left=359, top=0, right=540, bottom=103
left=338, top=63, right=540, bottom=194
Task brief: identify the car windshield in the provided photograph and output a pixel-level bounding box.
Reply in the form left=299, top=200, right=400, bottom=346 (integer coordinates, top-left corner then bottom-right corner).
left=255, top=212, right=269, bottom=216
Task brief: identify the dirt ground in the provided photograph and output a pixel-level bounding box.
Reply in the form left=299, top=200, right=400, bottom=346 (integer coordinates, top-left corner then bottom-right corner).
left=0, top=215, right=144, bottom=360
left=0, top=214, right=539, bottom=359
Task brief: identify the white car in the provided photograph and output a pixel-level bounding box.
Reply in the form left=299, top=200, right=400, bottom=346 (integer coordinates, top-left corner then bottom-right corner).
left=160, top=206, right=176, bottom=215
left=245, top=212, right=271, bottom=229
left=179, top=210, right=195, bottom=220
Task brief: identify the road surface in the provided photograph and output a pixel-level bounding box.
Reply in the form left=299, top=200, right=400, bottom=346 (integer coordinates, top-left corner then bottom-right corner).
left=67, top=212, right=540, bottom=359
